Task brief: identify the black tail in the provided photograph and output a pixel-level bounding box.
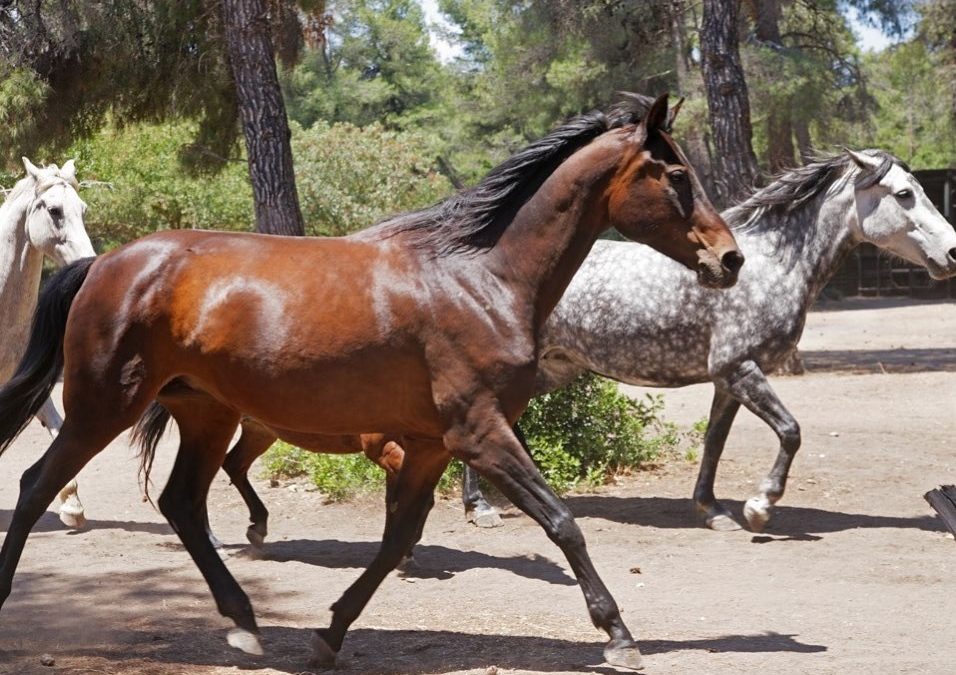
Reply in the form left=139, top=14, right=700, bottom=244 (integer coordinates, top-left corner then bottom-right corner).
left=130, top=400, right=173, bottom=500
left=0, top=257, right=95, bottom=455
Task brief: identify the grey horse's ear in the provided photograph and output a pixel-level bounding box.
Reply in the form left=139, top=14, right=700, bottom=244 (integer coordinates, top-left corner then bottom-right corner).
left=844, top=148, right=881, bottom=173
left=22, top=157, right=41, bottom=179
left=60, top=159, right=77, bottom=182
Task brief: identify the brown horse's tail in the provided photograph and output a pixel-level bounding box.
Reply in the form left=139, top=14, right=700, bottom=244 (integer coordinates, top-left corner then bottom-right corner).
left=130, top=401, right=172, bottom=499
left=0, top=257, right=95, bottom=456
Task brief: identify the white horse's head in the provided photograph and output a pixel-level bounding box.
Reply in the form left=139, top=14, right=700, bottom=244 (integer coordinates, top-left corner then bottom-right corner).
left=846, top=149, right=956, bottom=280
left=21, top=157, right=95, bottom=267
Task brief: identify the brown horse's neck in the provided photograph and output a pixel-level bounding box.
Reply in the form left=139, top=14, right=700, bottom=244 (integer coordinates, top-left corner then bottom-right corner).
left=487, top=134, right=624, bottom=328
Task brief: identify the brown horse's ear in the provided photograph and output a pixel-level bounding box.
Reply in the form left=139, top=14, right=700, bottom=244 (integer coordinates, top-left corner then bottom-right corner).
left=646, top=93, right=670, bottom=132
left=666, top=97, right=685, bottom=131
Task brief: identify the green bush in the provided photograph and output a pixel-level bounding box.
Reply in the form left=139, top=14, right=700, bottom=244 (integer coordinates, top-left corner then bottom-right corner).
left=263, top=374, right=682, bottom=499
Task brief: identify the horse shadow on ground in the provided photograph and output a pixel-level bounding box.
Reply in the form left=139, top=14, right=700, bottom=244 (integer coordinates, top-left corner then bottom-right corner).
left=232, top=538, right=577, bottom=586
left=39, top=626, right=827, bottom=674
left=0, top=508, right=173, bottom=536
left=564, top=496, right=944, bottom=537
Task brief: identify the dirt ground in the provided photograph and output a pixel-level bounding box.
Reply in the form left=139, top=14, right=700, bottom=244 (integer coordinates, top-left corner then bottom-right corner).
left=1, top=297, right=954, bottom=675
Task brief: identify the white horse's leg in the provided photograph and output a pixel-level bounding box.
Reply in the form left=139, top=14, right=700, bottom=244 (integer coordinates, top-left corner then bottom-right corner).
left=36, top=397, right=87, bottom=529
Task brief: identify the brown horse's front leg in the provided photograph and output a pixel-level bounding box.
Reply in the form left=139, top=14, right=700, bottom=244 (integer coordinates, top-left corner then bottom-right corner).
left=446, top=414, right=643, bottom=671
left=312, top=439, right=450, bottom=668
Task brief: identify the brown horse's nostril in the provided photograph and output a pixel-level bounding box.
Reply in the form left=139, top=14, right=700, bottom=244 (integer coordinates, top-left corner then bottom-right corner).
left=721, top=250, right=745, bottom=274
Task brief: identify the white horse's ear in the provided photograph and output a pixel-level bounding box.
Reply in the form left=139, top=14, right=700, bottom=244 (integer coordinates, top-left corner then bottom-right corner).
left=60, top=159, right=77, bottom=181
left=844, top=148, right=880, bottom=172
left=22, top=157, right=41, bottom=179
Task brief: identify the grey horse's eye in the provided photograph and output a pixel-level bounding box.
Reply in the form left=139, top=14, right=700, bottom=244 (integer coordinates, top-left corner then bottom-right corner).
left=894, top=189, right=912, bottom=199
left=48, top=205, right=63, bottom=220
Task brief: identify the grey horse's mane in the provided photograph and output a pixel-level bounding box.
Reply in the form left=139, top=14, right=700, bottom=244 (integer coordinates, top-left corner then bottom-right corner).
left=358, top=93, right=661, bottom=256
left=726, top=149, right=908, bottom=230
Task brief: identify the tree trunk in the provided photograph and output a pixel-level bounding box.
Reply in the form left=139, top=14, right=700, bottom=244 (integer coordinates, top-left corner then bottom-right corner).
left=700, top=0, right=759, bottom=206
left=222, top=0, right=305, bottom=236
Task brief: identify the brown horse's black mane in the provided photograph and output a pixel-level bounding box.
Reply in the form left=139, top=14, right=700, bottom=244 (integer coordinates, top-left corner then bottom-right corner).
left=359, top=93, right=658, bottom=256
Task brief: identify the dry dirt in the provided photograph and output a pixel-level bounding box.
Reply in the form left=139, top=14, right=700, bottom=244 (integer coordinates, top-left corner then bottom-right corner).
left=1, top=297, right=955, bottom=675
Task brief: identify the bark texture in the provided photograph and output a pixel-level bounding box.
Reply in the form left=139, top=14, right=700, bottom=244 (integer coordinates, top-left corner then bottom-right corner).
left=222, top=0, right=305, bottom=236
left=700, top=0, right=759, bottom=206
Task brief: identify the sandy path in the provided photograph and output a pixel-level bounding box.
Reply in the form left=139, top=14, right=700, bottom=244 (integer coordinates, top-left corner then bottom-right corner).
left=0, top=298, right=954, bottom=675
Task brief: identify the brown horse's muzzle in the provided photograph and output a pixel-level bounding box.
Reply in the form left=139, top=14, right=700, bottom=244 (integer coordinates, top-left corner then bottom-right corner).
left=696, top=246, right=744, bottom=289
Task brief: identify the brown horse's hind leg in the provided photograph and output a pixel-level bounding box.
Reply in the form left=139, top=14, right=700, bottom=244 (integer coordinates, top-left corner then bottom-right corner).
left=311, top=440, right=450, bottom=668
left=0, top=418, right=123, bottom=609
left=221, top=420, right=277, bottom=549
left=447, top=414, right=643, bottom=671
left=158, top=398, right=261, bottom=654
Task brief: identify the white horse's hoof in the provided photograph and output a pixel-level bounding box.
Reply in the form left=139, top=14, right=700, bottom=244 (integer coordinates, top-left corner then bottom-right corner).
left=466, top=507, right=503, bottom=528
left=706, top=512, right=742, bottom=531
left=604, top=638, right=644, bottom=671
left=58, top=502, right=87, bottom=530
left=743, top=496, right=772, bottom=532
left=309, top=630, right=338, bottom=668
left=227, top=628, right=264, bottom=655
left=246, top=526, right=266, bottom=550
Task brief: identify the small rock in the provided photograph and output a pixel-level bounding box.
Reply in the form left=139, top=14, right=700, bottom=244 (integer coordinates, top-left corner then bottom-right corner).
left=485, top=667, right=499, bottom=675
left=629, top=566, right=642, bottom=574
left=829, top=431, right=840, bottom=437
left=40, top=654, right=55, bottom=667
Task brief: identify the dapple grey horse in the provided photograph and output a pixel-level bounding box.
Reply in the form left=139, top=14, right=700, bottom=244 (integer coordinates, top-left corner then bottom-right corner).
left=464, top=148, right=956, bottom=532
left=0, top=158, right=94, bottom=528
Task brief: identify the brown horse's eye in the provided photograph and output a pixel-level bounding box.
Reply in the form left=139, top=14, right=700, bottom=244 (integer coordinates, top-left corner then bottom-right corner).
left=669, top=170, right=687, bottom=183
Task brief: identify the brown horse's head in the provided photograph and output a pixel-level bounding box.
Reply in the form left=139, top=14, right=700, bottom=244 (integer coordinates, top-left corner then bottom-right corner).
left=606, top=94, right=743, bottom=289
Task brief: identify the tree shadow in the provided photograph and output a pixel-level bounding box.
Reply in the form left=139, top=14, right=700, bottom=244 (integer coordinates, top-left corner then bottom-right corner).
left=0, top=508, right=173, bottom=536
left=801, top=347, right=956, bottom=373
left=565, top=496, right=945, bottom=536
left=235, top=538, right=576, bottom=586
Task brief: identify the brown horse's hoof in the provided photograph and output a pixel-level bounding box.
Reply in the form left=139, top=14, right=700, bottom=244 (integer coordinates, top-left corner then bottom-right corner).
left=309, top=629, right=338, bottom=669
left=227, top=628, right=264, bottom=655
left=604, top=638, right=644, bottom=671
left=743, top=495, right=772, bottom=532
left=246, top=524, right=267, bottom=550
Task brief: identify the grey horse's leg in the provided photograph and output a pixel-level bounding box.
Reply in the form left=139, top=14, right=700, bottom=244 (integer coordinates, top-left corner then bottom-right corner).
left=692, top=388, right=742, bottom=531
left=36, top=397, right=86, bottom=529
left=714, top=361, right=801, bottom=532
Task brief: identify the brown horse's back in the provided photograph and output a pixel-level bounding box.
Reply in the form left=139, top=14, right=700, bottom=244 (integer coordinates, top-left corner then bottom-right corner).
left=63, top=230, right=444, bottom=436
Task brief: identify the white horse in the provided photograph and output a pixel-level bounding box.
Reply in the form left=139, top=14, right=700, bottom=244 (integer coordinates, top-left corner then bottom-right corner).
left=1, top=158, right=94, bottom=528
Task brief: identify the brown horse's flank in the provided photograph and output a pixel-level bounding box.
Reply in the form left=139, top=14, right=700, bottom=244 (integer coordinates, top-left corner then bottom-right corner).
left=0, top=94, right=741, bottom=670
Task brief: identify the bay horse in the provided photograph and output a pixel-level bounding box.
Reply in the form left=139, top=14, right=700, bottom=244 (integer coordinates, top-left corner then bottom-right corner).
left=0, top=94, right=742, bottom=669
left=211, top=149, right=956, bottom=545
left=0, top=158, right=93, bottom=529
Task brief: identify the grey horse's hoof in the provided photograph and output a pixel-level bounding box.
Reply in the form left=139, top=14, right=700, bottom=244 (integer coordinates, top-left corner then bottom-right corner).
left=466, top=505, right=503, bottom=528
left=699, top=503, right=742, bottom=531
left=58, top=501, right=87, bottom=530
left=309, top=630, right=338, bottom=669
left=227, top=628, right=264, bottom=655
left=604, top=638, right=644, bottom=671
left=246, top=524, right=267, bottom=550
left=743, top=495, right=772, bottom=532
